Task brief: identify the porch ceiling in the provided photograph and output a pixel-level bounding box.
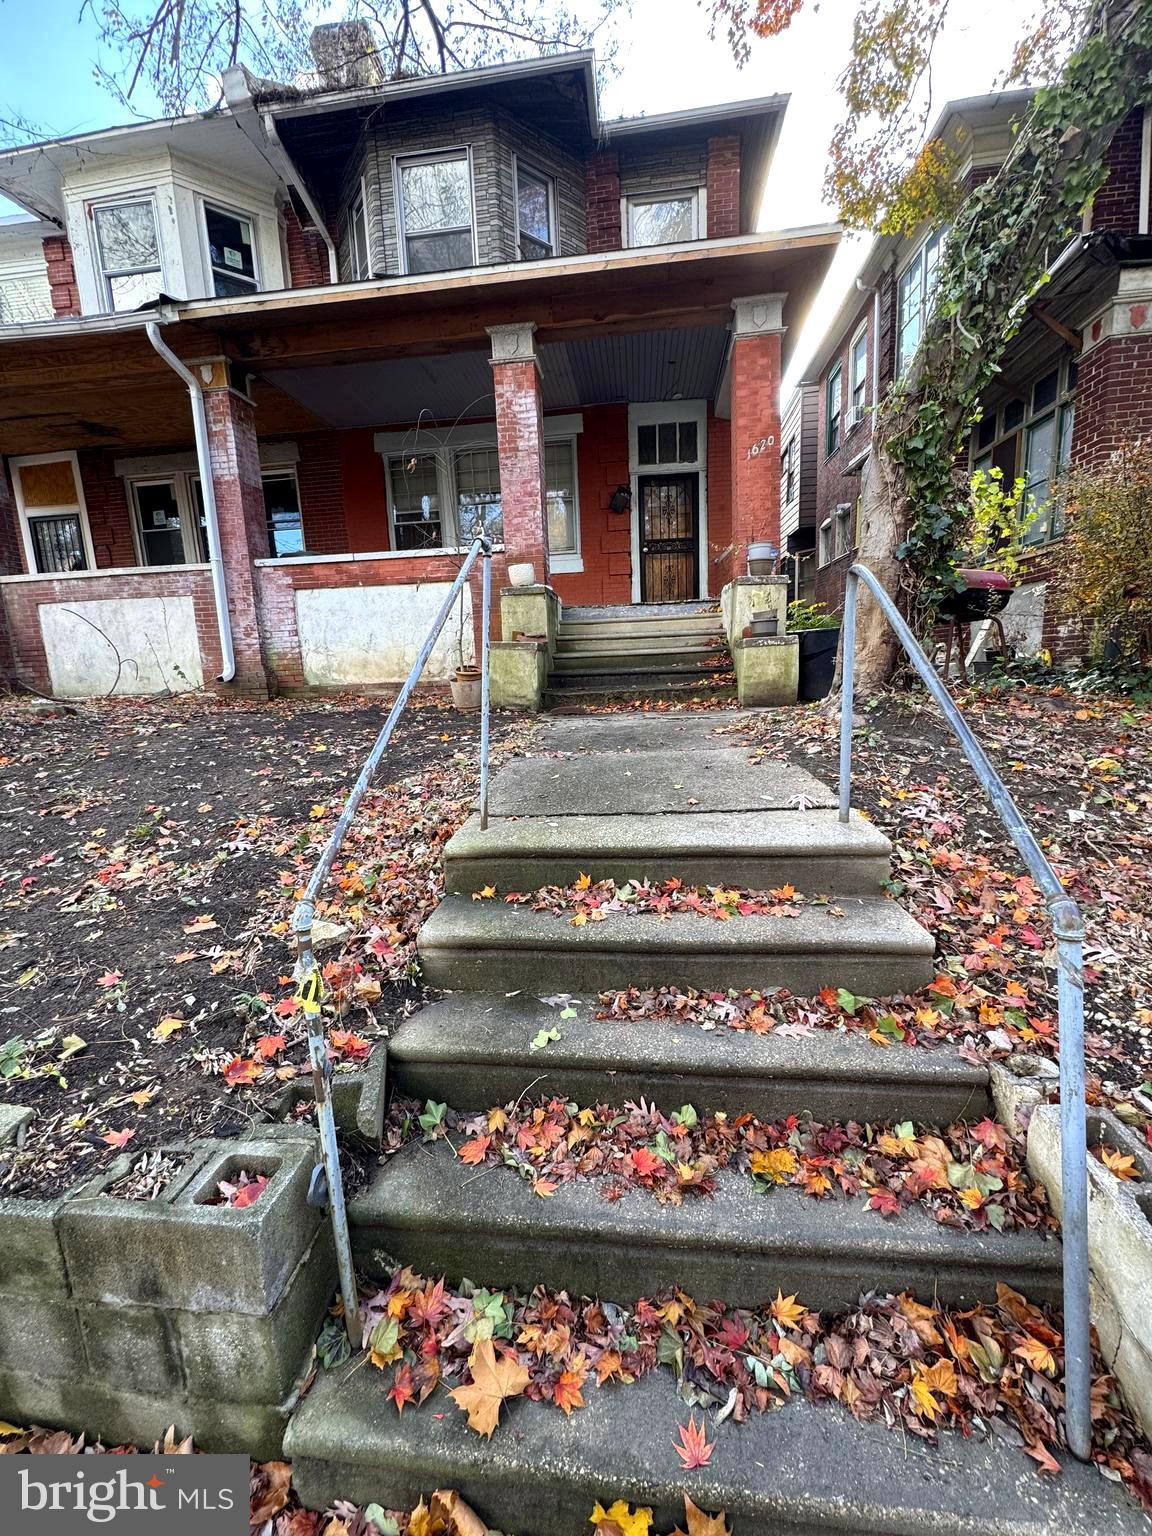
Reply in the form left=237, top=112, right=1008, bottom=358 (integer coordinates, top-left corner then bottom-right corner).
left=262, top=326, right=731, bottom=429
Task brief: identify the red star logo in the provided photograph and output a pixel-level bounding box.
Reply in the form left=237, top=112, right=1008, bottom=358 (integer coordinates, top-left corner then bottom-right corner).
left=146, top=1476, right=164, bottom=1489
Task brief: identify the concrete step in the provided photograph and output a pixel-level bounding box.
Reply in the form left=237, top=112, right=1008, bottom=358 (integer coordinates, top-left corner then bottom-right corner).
left=349, top=1141, right=1060, bottom=1309
left=388, top=994, right=990, bottom=1124
left=286, top=1362, right=1144, bottom=1536
left=545, top=685, right=739, bottom=709
left=551, top=647, right=729, bottom=674
left=416, top=895, right=935, bottom=997
left=442, top=806, right=891, bottom=892
left=548, top=666, right=734, bottom=692
left=555, top=632, right=727, bottom=655
left=558, top=616, right=724, bottom=641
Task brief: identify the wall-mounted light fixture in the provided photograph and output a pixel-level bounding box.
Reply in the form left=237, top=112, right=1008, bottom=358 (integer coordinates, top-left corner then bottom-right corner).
left=609, top=485, right=632, bottom=515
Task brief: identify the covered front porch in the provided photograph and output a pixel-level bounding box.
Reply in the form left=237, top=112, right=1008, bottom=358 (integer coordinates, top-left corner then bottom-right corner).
left=0, top=229, right=835, bottom=699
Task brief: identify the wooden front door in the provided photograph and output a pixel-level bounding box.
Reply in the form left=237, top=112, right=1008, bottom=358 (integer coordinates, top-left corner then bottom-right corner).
left=639, top=474, right=699, bottom=602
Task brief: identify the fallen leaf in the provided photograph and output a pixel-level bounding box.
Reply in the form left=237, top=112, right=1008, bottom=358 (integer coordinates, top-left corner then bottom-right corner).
left=673, top=1412, right=715, bottom=1470
left=249, top=1460, right=292, bottom=1524
left=448, top=1337, right=530, bottom=1437
left=102, top=1128, right=135, bottom=1149
left=153, top=1017, right=184, bottom=1040
left=590, top=1500, right=652, bottom=1535
left=679, top=1494, right=732, bottom=1536
left=771, top=1291, right=806, bottom=1332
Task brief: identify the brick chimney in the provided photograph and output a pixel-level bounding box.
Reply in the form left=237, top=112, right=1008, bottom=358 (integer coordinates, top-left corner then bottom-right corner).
left=309, top=21, right=384, bottom=89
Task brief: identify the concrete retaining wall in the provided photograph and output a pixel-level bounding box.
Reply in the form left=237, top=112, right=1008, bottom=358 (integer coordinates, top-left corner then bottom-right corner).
left=0, top=1127, right=335, bottom=1457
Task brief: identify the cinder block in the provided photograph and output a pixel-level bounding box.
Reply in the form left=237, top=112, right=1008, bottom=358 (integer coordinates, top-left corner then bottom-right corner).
left=60, top=1136, right=321, bottom=1314
left=0, top=1194, right=71, bottom=1298
left=177, top=1226, right=335, bottom=1403
left=0, top=1295, right=85, bottom=1380
left=733, top=634, right=799, bottom=707
left=77, top=1304, right=184, bottom=1396
left=489, top=641, right=547, bottom=711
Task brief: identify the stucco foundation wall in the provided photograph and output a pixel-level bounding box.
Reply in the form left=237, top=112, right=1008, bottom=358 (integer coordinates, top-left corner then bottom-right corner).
left=0, top=568, right=219, bottom=697
left=296, top=583, right=473, bottom=686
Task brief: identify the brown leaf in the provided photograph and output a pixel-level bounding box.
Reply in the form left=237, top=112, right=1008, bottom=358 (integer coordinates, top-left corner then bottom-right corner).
left=429, top=1489, right=488, bottom=1536
left=250, top=1460, right=293, bottom=1524
left=682, top=1494, right=732, bottom=1536
left=448, top=1337, right=530, bottom=1437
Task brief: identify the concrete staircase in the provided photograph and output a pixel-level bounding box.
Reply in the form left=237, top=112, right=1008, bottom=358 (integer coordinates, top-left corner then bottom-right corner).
left=285, top=711, right=1144, bottom=1535
left=545, top=602, right=735, bottom=708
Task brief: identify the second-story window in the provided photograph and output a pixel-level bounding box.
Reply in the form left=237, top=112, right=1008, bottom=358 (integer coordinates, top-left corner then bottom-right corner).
left=626, top=190, right=700, bottom=247
left=897, top=229, right=944, bottom=374
left=397, top=150, right=475, bottom=274
left=781, top=438, right=797, bottom=505
left=348, top=191, right=369, bottom=280
left=825, top=362, right=842, bottom=457
left=93, top=198, right=162, bottom=312
left=204, top=205, right=257, bottom=299
left=849, top=329, right=868, bottom=424
left=515, top=162, right=555, bottom=259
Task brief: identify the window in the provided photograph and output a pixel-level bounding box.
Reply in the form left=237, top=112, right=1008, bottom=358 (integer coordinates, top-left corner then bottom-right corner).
left=397, top=151, right=474, bottom=274
left=262, top=471, right=304, bottom=557
left=454, top=448, right=504, bottom=544
left=132, top=481, right=193, bottom=565
left=781, top=438, right=797, bottom=506
left=11, top=454, right=92, bottom=574
left=388, top=454, right=444, bottom=549
left=971, top=357, right=1077, bottom=547
left=515, top=162, right=555, bottom=259
left=545, top=440, right=578, bottom=555
left=93, top=199, right=162, bottom=312
left=849, top=329, right=868, bottom=421
left=896, top=229, right=944, bottom=374
left=626, top=190, right=700, bottom=247
left=203, top=204, right=257, bottom=298
left=825, top=363, right=843, bottom=456
left=636, top=420, right=699, bottom=466
left=348, top=191, right=369, bottom=280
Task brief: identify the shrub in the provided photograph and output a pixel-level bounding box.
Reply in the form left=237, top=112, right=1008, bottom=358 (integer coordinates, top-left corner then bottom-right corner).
left=1055, top=440, right=1152, bottom=665
left=787, top=600, right=839, bottom=631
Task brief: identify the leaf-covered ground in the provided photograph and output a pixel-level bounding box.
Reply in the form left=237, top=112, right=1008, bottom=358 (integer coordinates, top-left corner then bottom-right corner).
left=0, top=694, right=535, bottom=1198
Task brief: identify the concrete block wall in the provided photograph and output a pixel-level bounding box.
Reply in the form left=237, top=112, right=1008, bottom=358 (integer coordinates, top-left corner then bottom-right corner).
left=0, top=1132, right=335, bottom=1458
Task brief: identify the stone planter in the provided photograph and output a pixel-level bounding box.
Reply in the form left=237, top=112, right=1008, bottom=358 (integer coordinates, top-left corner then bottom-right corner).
left=451, top=667, right=482, bottom=712
left=0, top=1129, right=335, bottom=1456
left=507, top=562, right=536, bottom=588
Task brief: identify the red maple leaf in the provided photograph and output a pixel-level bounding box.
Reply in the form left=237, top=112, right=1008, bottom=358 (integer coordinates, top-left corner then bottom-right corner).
left=103, top=1127, right=135, bottom=1149
left=458, top=1135, right=492, bottom=1166
left=867, top=1186, right=901, bottom=1218
left=328, top=1031, right=372, bottom=1061
left=552, top=1365, right=587, bottom=1416
left=409, top=1278, right=449, bottom=1331
left=630, top=1146, right=666, bottom=1179
left=254, top=1034, right=287, bottom=1060
left=972, top=1117, right=1010, bottom=1152
left=388, top=1363, right=417, bottom=1415
left=231, top=1175, right=268, bottom=1208
left=223, top=1057, right=262, bottom=1086
left=674, top=1412, right=714, bottom=1470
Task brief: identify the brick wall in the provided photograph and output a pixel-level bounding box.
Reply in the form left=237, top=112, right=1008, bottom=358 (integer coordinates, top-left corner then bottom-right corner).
left=204, top=387, right=271, bottom=695
left=77, top=451, right=138, bottom=569
left=1091, top=107, right=1145, bottom=234
left=1073, top=333, right=1152, bottom=466
left=586, top=150, right=622, bottom=253
left=730, top=330, right=782, bottom=551
left=492, top=357, right=548, bottom=578
left=41, top=236, right=80, bottom=317
left=707, top=410, right=734, bottom=593
left=706, top=136, right=741, bottom=238
left=284, top=206, right=332, bottom=289
left=0, top=460, right=21, bottom=576
left=294, top=433, right=349, bottom=552
left=0, top=568, right=220, bottom=695
left=550, top=403, right=631, bottom=606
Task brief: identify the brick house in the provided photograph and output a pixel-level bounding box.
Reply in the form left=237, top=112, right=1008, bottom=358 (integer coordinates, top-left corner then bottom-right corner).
left=784, top=89, right=1152, bottom=660
left=0, top=37, right=836, bottom=699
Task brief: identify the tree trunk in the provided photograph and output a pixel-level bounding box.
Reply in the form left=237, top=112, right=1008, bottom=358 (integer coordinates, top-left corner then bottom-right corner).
left=848, top=441, right=908, bottom=691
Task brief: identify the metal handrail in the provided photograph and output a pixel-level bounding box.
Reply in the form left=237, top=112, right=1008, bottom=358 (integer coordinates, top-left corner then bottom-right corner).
left=840, top=563, right=1090, bottom=1463
left=290, top=534, right=494, bottom=1344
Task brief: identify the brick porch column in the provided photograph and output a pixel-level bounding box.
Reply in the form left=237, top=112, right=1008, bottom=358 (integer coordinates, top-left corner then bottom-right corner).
left=730, top=295, right=786, bottom=566
left=201, top=362, right=271, bottom=696
left=488, top=322, right=549, bottom=583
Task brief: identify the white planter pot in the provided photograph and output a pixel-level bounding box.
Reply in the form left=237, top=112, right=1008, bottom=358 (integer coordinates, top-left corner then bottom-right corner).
left=508, top=562, right=536, bottom=588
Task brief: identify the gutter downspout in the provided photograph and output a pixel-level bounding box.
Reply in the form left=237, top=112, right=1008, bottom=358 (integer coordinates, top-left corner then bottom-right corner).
left=145, top=322, right=237, bottom=683
left=261, top=114, right=339, bottom=284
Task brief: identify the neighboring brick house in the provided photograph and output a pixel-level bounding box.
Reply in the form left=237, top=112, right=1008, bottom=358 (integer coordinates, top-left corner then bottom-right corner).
left=790, top=89, right=1152, bottom=662
left=0, top=36, right=835, bottom=698
left=778, top=382, right=819, bottom=599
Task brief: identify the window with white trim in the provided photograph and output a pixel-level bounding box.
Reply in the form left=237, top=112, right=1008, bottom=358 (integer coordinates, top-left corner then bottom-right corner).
left=11, top=454, right=92, bottom=574
left=92, top=198, right=163, bottom=312
left=849, top=328, right=869, bottom=421
left=262, top=470, right=305, bottom=557
left=396, top=150, right=475, bottom=274
left=636, top=419, right=699, bottom=466
left=203, top=204, right=257, bottom=298
left=545, top=439, right=579, bottom=555
left=454, top=448, right=504, bottom=544
left=825, top=363, right=842, bottom=457
left=348, top=191, right=369, bottom=280
left=781, top=437, right=797, bottom=507
left=897, top=229, right=944, bottom=375
left=626, top=189, right=700, bottom=247
left=969, top=357, right=1077, bottom=547
left=515, top=162, right=556, bottom=259
left=130, top=478, right=200, bottom=566
left=387, top=454, right=444, bottom=550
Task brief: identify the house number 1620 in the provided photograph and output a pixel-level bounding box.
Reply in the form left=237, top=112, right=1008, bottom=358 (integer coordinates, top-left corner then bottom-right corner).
left=745, top=436, right=776, bottom=458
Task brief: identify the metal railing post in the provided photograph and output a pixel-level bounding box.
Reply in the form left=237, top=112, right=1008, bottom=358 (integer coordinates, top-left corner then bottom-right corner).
left=843, top=563, right=1091, bottom=1461
left=290, top=536, right=487, bottom=1346
left=479, top=544, right=493, bottom=831
left=839, top=570, right=858, bottom=823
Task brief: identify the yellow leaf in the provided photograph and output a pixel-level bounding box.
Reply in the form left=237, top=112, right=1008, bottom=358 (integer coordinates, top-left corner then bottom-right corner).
left=909, top=1373, right=941, bottom=1421
left=487, top=1106, right=509, bottom=1133
left=1013, top=1337, right=1057, bottom=1375
left=473, top=885, right=497, bottom=901
left=749, top=1147, right=798, bottom=1184
left=152, top=1017, right=184, bottom=1040
left=590, top=1500, right=653, bottom=1535
left=1100, top=1147, right=1141, bottom=1181
left=448, top=1337, right=530, bottom=1438
left=959, top=1186, right=985, bottom=1210
left=770, top=1290, right=806, bottom=1332
left=575, top=871, right=593, bottom=891
left=0, top=1421, right=24, bottom=1437
left=571, top=911, right=589, bottom=927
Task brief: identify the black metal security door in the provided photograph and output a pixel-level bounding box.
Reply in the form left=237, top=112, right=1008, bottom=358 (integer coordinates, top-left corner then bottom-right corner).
left=639, top=474, right=699, bottom=602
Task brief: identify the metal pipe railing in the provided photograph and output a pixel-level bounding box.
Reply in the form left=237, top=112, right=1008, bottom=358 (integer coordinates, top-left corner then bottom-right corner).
left=290, top=535, right=494, bottom=1344
left=839, top=564, right=1090, bottom=1462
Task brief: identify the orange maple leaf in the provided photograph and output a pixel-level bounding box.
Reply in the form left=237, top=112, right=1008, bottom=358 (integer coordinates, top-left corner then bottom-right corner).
left=552, top=1362, right=587, bottom=1416
left=254, top=1034, right=286, bottom=1060
left=457, top=1135, right=492, bottom=1166
left=102, top=1127, right=135, bottom=1149
left=222, top=1056, right=261, bottom=1086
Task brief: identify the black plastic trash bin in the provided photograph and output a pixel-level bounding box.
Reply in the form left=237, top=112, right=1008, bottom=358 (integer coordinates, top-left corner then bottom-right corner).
left=798, top=627, right=840, bottom=701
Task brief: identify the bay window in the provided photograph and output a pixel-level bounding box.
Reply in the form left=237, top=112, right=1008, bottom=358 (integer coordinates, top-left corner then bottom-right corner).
left=203, top=204, right=257, bottom=298
left=897, top=229, right=944, bottom=375
left=92, top=199, right=163, bottom=312
left=387, top=454, right=444, bottom=550
left=515, top=162, right=556, bottom=259
left=454, top=448, right=504, bottom=544
left=396, top=150, right=475, bottom=274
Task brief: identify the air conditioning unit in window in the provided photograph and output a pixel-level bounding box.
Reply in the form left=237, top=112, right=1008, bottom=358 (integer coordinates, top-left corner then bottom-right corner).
left=845, top=404, right=867, bottom=433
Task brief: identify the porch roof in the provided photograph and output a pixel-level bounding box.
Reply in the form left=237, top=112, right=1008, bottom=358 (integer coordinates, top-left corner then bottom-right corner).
left=0, top=225, right=838, bottom=454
